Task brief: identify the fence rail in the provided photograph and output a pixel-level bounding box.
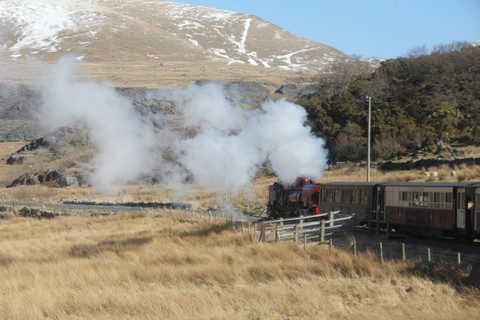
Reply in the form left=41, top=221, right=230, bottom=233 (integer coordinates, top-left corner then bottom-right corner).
left=252, top=211, right=355, bottom=243
left=329, top=236, right=480, bottom=266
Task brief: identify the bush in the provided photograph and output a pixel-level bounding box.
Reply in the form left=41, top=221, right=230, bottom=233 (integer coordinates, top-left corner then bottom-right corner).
left=298, top=46, right=480, bottom=163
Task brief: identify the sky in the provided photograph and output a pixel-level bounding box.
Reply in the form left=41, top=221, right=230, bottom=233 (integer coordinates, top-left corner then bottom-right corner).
left=175, top=0, right=480, bottom=59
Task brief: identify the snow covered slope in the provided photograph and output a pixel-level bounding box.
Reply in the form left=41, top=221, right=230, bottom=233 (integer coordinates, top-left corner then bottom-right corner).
left=0, top=0, right=350, bottom=73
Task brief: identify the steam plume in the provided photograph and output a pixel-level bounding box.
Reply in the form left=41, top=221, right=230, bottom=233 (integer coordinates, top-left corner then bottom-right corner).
left=37, top=58, right=327, bottom=193
left=41, top=57, right=155, bottom=194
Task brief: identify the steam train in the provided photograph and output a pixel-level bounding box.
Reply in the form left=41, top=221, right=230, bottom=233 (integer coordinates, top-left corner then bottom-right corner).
left=268, top=178, right=480, bottom=240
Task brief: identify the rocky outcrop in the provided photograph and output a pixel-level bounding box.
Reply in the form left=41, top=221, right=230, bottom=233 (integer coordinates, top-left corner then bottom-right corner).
left=8, top=170, right=80, bottom=188
left=7, top=173, right=39, bottom=187
left=5, top=154, right=25, bottom=165
left=275, top=84, right=297, bottom=95
left=18, top=207, right=58, bottom=219
left=0, top=83, right=47, bottom=141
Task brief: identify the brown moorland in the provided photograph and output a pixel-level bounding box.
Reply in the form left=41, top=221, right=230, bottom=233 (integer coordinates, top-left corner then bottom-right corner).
left=0, top=212, right=479, bottom=320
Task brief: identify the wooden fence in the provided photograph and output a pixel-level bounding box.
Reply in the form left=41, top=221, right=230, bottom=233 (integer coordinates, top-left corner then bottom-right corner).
left=328, top=235, right=480, bottom=266
left=252, top=211, right=355, bottom=243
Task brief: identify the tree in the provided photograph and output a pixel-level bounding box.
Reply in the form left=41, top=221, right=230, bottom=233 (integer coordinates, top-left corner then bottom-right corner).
left=332, top=122, right=367, bottom=162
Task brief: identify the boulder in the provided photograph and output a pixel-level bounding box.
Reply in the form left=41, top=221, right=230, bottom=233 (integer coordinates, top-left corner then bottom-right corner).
left=6, top=154, right=24, bottom=165
left=16, top=136, right=49, bottom=152
left=37, top=170, right=65, bottom=186
left=7, top=173, right=39, bottom=188
left=60, top=176, right=80, bottom=187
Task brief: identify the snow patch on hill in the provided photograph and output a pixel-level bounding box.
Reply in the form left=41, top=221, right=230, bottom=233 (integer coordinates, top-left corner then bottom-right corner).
left=0, top=0, right=349, bottom=72
left=0, top=0, right=104, bottom=59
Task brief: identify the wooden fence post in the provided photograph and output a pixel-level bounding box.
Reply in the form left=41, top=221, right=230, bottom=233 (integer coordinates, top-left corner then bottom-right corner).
left=279, top=218, right=284, bottom=227
left=427, top=248, right=431, bottom=262
left=379, top=242, right=384, bottom=263
left=401, top=243, right=406, bottom=261
left=303, top=235, right=306, bottom=250
left=385, top=211, right=390, bottom=239
left=329, top=211, right=334, bottom=228
left=294, top=225, right=298, bottom=243
left=260, top=223, right=266, bottom=242
left=253, top=223, right=257, bottom=242
left=457, top=252, right=461, bottom=265
left=353, top=240, right=357, bottom=256
left=320, top=220, right=326, bottom=243
left=275, top=225, right=279, bottom=242
left=329, top=238, right=333, bottom=252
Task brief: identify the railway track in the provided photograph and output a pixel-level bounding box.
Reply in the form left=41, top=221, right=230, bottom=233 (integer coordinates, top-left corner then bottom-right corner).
left=0, top=200, right=263, bottom=221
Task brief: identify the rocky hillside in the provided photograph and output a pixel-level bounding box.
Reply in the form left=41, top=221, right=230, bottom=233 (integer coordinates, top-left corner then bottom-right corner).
left=0, top=80, right=269, bottom=141
left=298, top=46, right=480, bottom=163
left=0, top=0, right=351, bottom=74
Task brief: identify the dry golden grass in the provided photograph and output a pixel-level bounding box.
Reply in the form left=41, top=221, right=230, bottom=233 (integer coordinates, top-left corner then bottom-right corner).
left=0, top=182, right=268, bottom=207
left=0, top=140, right=94, bottom=187
left=0, top=172, right=276, bottom=213
left=0, top=141, right=26, bottom=156
left=0, top=141, right=28, bottom=185
left=320, top=164, right=480, bottom=183
left=3, top=59, right=307, bottom=92
left=0, top=212, right=478, bottom=319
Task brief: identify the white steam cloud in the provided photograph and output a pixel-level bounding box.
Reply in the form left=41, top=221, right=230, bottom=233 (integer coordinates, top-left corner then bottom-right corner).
left=41, top=57, right=155, bottom=194
left=38, top=57, right=327, bottom=193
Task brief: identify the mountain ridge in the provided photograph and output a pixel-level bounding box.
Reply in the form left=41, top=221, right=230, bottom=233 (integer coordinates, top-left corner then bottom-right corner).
left=0, top=0, right=351, bottom=74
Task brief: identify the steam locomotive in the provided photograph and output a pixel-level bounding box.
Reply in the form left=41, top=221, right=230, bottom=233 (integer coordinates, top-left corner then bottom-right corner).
left=268, top=178, right=480, bottom=240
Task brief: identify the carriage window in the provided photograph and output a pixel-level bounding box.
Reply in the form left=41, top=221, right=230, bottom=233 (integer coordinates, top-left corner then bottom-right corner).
left=401, top=191, right=408, bottom=201
left=342, top=190, right=352, bottom=204
left=352, top=190, right=360, bottom=204
left=406, top=192, right=412, bottom=202
left=413, top=192, right=420, bottom=201
left=422, top=192, right=430, bottom=202
left=334, top=190, right=341, bottom=203
left=329, top=189, right=335, bottom=203
left=323, top=190, right=327, bottom=202
left=326, top=189, right=334, bottom=203
left=457, top=193, right=465, bottom=210
left=446, top=193, right=452, bottom=203
left=433, top=193, right=440, bottom=202
left=361, top=190, right=368, bottom=204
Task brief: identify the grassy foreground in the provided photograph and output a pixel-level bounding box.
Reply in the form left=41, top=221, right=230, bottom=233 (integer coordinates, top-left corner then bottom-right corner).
left=0, top=212, right=478, bottom=320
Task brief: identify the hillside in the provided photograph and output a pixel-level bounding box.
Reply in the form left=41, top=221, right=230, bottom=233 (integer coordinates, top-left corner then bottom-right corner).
left=0, top=0, right=362, bottom=87
left=299, top=46, right=480, bottom=163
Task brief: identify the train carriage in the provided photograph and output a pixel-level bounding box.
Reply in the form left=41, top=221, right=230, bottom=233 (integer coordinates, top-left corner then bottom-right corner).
left=381, top=182, right=479, bottom=239
left=382, top=182, right=462, bottom=236
left=317, top=182, right=377, bottom=223
left=267, top=179, right=480, bottom=240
